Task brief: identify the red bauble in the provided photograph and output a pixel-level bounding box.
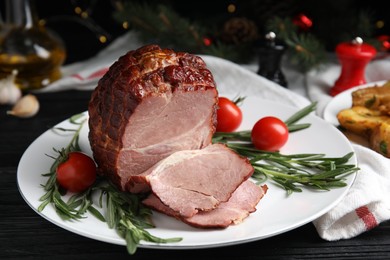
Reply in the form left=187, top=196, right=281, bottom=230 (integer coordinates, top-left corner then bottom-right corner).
left=293, top=13, right=313, bottom=31
left=377, top=35, right=390, bottom=51
left=203, top=37, right=212, bottom=46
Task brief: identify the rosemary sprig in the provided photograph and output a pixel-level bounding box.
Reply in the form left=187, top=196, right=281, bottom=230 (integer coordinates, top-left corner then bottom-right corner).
left=231, top=144, right=358, bottom=194
left=38, top=113, right=97, bottom=220
left=213, top=102, right=359, bottom=194
left=98, top=183, right=182, bottom=254
left=284, top=102, right=317, bottom=132
left=38, top=113, right=181, bottom=254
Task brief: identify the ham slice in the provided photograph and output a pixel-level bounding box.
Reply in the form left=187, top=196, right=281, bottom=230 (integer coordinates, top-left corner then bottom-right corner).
left=143, top=180, right=268, bottom=228
left=129, top=143, right=254, bottom=218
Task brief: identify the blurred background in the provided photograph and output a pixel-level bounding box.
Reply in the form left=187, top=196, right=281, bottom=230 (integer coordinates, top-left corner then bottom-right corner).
left=1, top=0, right=389, bottom=66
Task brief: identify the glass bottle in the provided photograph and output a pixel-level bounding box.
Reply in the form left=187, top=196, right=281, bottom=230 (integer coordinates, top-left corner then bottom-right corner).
left=0, top=0, right=66, bottom=90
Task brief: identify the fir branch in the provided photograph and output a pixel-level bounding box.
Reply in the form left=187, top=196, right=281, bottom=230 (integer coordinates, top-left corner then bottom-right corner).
left=113, top=2, right=254, bottom=62
left=113, top=2, right=206, bottom=52
left=266, top=16, right=327, bottom=72
left=266, top=16, right=297, bottom=40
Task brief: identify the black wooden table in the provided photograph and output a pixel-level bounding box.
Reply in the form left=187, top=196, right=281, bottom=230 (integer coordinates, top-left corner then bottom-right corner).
left=1, top=90, right=390, bottom=259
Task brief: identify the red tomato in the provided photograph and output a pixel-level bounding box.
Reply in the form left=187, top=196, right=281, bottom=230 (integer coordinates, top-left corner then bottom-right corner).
left=56, top=152, right=97, bottom=193
left=216, top=97, right=243, bottom=132
left=251, top=116, right=289, bottom=151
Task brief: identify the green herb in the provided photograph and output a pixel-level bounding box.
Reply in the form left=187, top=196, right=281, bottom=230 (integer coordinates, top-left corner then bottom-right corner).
left=232, top=96, right=246, bottom=106
left=213, top=102, right=359, bottom=194
left=364, top=96, right=376, bottom=108
left=284, top=102, right=316, bottom=132
left=380, top=140, right=388, bottom=155
left=39, top=113, right=181, bottom=254
left=232, top=145, right=357, bottom=195
left=38, top=113, right=93, bottom=220
left=98, top=183, right=182, bottom=254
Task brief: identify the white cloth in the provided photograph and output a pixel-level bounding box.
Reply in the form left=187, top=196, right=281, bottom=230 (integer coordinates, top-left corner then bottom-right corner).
left=201, top=55, right=310, bottom=108
left=305, top=56, right=390, bottom=241
left=313, top=145, right=390, bottom=240
left=43, top=31, right=390, bottom=241
left=38, top=32, right=143, bottom=92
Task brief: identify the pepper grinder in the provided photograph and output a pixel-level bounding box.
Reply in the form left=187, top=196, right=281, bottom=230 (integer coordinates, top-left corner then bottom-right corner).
left=257, top=32, right=288, bottom=88
left=330, top=37, right=376, bottom=96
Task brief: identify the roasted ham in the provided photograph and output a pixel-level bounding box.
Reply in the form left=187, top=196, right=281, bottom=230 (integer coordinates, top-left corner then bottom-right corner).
left=88, top=45, right=218, bottom=191
left=88, top=45, right=267, bottom=229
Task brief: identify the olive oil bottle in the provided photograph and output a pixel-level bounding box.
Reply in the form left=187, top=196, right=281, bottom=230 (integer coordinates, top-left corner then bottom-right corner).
left=0, top=0, right=66, bottom=90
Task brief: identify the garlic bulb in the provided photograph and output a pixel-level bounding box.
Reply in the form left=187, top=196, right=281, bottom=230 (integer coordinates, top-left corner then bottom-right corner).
left=7, top=94, right=40, bottom=118
left=0, top=70, right=22, bottom=105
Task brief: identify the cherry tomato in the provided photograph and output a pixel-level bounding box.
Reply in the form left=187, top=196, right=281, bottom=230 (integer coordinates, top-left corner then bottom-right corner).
left=251, top=116, right=289, bottom=151
left=56, top=152, right=97, bottom=193
left=216, top=97, right=243, bottom=132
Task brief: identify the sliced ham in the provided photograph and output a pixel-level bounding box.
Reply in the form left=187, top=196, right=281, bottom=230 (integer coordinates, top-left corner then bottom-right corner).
left=88, top=45, right=218, bottom=191
left=143, top=180, right=268, bottom=229
left=129, top=143, right=254, bottom=218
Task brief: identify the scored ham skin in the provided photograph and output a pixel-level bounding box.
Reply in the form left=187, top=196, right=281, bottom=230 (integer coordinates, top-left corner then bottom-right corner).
left=130, top=143, right=254, bottom=218
left=143, top=180, right=268, bottom=229
left=88, top=45, right=218, bottom=191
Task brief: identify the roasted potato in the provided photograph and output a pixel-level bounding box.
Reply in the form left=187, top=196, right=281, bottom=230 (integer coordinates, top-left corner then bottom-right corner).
left=352, top=81, right=390, bottom=115
left=337, top=106, right=390, bottom=136
left=337, top=81, right=390, bottom=158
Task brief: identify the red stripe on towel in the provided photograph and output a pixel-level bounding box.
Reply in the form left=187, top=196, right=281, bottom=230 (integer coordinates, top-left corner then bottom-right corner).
left=355, top=206, right=378, bottom=230
left=71, top=74, right=84, bottom=80
left=87, top=68, right=108, bottom=79
left=70, top=68, right=108, bottom=81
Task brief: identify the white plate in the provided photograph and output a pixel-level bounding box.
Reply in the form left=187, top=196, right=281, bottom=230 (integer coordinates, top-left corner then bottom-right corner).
left=17, top=97, right=357, bottom=249
left=323, top=80, right=389, bottom=126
